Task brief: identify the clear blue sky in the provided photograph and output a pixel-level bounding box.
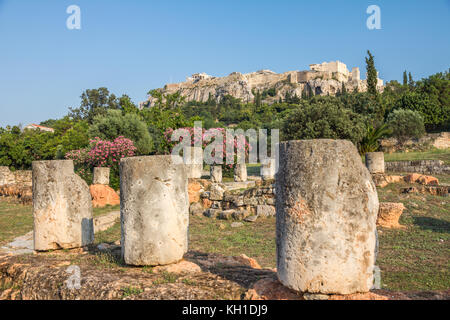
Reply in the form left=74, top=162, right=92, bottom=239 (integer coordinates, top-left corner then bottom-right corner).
left=0, top=0, right=449, bottom=128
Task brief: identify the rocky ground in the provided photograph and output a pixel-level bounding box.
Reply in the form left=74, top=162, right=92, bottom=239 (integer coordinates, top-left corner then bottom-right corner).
left=1, top=247, right=448, bottom=300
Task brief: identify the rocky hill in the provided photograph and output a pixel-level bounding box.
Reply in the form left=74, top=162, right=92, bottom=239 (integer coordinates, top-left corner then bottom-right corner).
left=142, top=61, right=384, bottom=107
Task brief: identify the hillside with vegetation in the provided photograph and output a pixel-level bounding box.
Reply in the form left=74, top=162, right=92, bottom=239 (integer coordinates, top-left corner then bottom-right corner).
left=0, top=52, right=449, bottom=189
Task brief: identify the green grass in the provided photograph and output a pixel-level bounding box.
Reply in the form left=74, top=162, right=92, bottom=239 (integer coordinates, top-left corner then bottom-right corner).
left=383, top=148, right=450, bottom=164
left=0, top=201, right=33, bottom=245
left=0, top=202, right=119, bottom=245
left=93, top=205, right=120, bottom=217
left=189, top=215, right=276, bottom=268
left=121, top=286, right=143, bottom=298
left=375, top=179, right=449, bottom=291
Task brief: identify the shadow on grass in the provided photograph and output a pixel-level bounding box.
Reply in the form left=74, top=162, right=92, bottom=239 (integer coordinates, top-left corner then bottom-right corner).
left=413, top=216, right=450, bottom=233
left=184, top=250, right=275, bottom=289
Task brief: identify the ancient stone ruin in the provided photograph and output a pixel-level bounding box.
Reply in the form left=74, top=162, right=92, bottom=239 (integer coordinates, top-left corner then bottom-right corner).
left=210, top=165, right=222, bottom=183
left=32, top=160, right=94, bottom=251
left=0, top=166, right=32, bottom=204
left=142, top=60, right=384, bottom=107
left=233, top=163, right=247, bottom=182
left=3, top=139, right=400, bottom=299
left=93, top=167, right=110, bottom=185
left=365, top=152, right=385, bottom=174
left=260, top=158, right=276, bottom=181
left=184, top=147, right=203, bottom=179
left=120, top=155, right=189, bottom=266
left=275, top=140, right=379, bottom=295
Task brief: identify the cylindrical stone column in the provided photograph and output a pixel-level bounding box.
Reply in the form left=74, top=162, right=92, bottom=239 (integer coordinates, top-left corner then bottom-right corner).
left=260, top=158, right=276, bottom=180
left=184, top=147, right=203, bottom=179
left=120, top=155, right=189, bottom=266
left=276, top=140, right=379, bottom=295
left=365, top=152, right=385, bottom=174
left=210, top=165, right=222, bottom=183
left=234, top=164, right=247, bottom=182
left=33, top=160, right=94, bottom=251
left=93, top=167, right=110, bottom=185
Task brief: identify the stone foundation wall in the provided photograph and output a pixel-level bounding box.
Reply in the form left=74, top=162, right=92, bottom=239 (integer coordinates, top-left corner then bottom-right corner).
left=0, top=167, right=32, bottom=203
left=191, top=180, right=275, bottom=220
left=385, top=160, right=450, bottom=175
left=0, top=167, right=32, bottom=187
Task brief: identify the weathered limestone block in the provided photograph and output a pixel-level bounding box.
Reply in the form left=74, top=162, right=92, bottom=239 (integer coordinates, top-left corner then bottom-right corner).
left=256, top=204, right=275, bottom=217
left=276, top=140, right=379, bottom=295
left=94, top=211, right=120, bottom=233
left=189, top=202, right=204, bottom=216
left=188, top=180, right=203, bottom=204
left=120, top=155, right=189, bottom=266
left=93, top=167, right=110, bottom=185
left=234, top=164, right=247, bottom=182
left=377, top=203, right=406, bottom=229
left=365, top=152, right=385, bottom=174
left=32, top=160, right=94, bottom=251
left=260, top=158, right=276, bottom=180
left=209, top=184, right=225, bottom=201
left=184, top=147, right=203, bottom=179
left=404, top=173, right=439, bottom=185
left=90, top=184, right=120, bottom=208
left=210, top=165, right=222, bottom=183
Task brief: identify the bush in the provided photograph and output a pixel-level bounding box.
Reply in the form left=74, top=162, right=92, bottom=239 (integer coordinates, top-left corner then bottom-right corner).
left=164, top=127, right=252, bottom=172
left=281, top=98, right=367, bottom=145
left=386, top=109, right=425, bottom=144
left=66, top=136, right=137, bottom=190
left=88, top=109, right=153, bottom=155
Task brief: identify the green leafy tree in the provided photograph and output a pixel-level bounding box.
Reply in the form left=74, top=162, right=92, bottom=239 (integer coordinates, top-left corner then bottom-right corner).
left=69, top=87, right=119, bottom=123
left=386, top=109, right=425, bottom=145
left=119, top=94, right=139, bottom=114
left=282, top=97, right=366, bottom=145
left=88, top=109, right=154, bottom=154
left=393, top=91, right=446, bottom=131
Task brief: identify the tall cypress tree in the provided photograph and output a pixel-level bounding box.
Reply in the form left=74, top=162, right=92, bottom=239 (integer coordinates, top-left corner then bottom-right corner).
left=408, top=72, right=414, bottom=87
left=403, top=71, right=408, bottom=86
left=365, top=50, right=378, bottom=96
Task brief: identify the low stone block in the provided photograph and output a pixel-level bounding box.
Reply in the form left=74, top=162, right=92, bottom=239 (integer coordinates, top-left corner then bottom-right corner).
left=93, top=167, right=110, bottom=185
left=234, top=164, right=247, bottom=182
left=256, top=205, right=275, bottom=217
left=377, top=202, right=406, bottom=229
left=210, top=165, right=222, bottom=183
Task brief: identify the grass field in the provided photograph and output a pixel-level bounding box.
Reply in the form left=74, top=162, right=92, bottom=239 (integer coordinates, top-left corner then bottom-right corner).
left=0, top=202, right=119, bottom=245
left=383, top=148, right=450, bottom=164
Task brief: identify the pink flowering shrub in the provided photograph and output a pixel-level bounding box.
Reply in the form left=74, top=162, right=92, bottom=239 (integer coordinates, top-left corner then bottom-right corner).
left=66, top=136, right=137, bottom=189
left=164, top=127, right=251, bottom=176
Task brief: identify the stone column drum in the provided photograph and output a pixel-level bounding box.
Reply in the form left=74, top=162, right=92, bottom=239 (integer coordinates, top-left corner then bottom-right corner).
left=365, top=152, right=385, bottom=174
left=184, top=147, right=203, bottom=179
left=234, top=163, right=247, bottom=182
left=276, top=140, right=379, bottom=295
left=33, top=160, right=94, bottom=251
left=120, top=155, right=189, bottom=266
left=93, top=167, right=110, bottom=185
left=260, top=158, right=276, bottom=180
left=210, top=165, right=222, bottom=183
